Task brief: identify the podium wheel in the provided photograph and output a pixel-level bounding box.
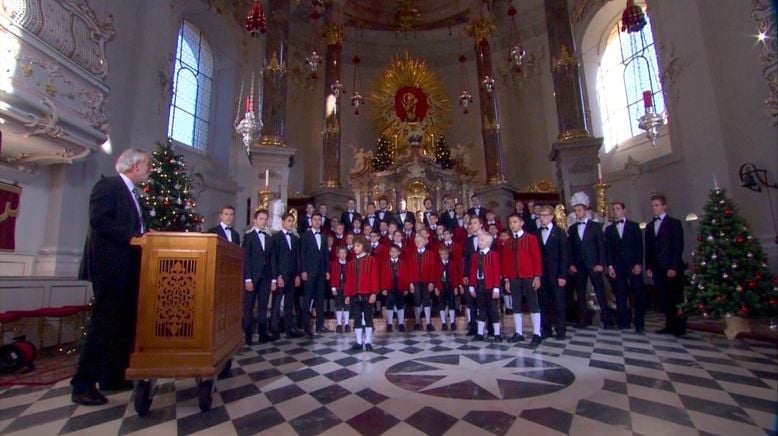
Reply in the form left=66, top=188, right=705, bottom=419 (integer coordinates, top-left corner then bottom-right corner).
left=218, top=359, right=233, bottom=379
left=134, top=381, right=153, bottom=416
left=198, top=380, right=213, bottom=412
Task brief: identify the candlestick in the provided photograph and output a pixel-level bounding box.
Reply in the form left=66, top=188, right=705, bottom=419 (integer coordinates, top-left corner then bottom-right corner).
left=264, top=169, right=269, bottom=188
left=642, top=90, right=653, bottom=110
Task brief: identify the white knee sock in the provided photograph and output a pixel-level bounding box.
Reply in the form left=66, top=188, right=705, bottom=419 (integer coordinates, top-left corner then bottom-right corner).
left=424, top=307, right=431, bottom=324
left=531, top=312, right=541, bottom=336
left=514, top=313, right=523, bottom=335
left=448, top=310, right=455, bottom=324
left=466, top=310, right=472, bottom=323
left=343, top=310, right=350, bottom=325
left=504, top=295, right=512, bottom=309
left=365, top=327, right=373, bottom=344
left=387, top=309, right=394, bottom=325
left=477, top=320, right=485, bottom=335
left=335, top=310, right=342, bottom=326
left=414, top=307, right=421, bottom=324
left=355, top=328, right=363, bottom=344
left=439, top=310, right=447, bottom=324
left=397, top=310, right=405, bottom=324
left=493, top=323, right=501, bottom=336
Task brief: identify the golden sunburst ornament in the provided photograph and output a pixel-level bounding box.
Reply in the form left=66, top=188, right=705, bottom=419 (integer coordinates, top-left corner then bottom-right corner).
left=368, top=53, right=451, bottom=155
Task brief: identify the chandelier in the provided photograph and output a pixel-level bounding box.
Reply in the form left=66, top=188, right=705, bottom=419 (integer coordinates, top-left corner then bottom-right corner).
left=506, top=2, right=526, bottom=71
left=620, top=0, right=647, bottom=33
left=244, top=0, right=266, bottom=37
left=637, top=90, right=665, bottom=146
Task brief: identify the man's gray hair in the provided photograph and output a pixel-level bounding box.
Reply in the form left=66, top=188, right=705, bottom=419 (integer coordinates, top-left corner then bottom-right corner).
left=479, top=232, right=494, bottom=246
left=115, top=148, right=150, bottom=173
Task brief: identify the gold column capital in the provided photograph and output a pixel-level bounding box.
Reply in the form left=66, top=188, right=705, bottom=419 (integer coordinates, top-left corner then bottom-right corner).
left=551, top=43, right=579, bottom=74
left=321, top=21, right=346, bottom=45
left=466, top=17, right=497, bottom=43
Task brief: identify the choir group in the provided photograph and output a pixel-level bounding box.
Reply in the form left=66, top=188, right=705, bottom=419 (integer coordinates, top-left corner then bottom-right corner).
left=209, top=192, right=684, bottom=353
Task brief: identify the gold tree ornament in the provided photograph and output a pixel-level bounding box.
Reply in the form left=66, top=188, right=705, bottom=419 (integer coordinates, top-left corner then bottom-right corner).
left=368, top=53, right=451, bottom=156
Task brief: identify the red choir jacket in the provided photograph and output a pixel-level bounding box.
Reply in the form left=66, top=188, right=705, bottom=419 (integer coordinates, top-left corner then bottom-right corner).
left=501, top=232, right=543, bottom=279
left=369, top=242, right=389, bottom=264
left=329, top=259, right=349, bottom=292
left=344, top=254, right=380, bottom=296
left=468, top=249, right=502, bottom=290
left=484, top=220, right=505, bottom=233
left=434, top=259, right=463, bottom=289
left=407, top=248, right=437, bottom=283
left=453, top=227, right=468, bottom=244
left=380, top=257, right=410, bottom=291
left=401, top=230, right=416, bottom=246
left=439, top=240, right=464, bottom=262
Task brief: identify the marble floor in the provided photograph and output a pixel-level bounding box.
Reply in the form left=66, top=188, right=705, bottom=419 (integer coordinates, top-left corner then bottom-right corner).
left=1, top=314, right=776, bottom=436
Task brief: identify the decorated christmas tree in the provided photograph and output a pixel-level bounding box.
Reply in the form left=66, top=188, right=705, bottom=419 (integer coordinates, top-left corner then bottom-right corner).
left=139, top=139, right=203, bottom=231
left=372, top=135, right=393, bottom=171
left=683, top=187, right=777, bottom=319
left=434, top=135, right=454, bottom=169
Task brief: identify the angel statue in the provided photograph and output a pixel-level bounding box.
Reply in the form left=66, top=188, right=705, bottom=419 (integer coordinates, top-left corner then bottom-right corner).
left=350, top=146, right=373, bottom=175
left=269, top=199, right=285, bottom=232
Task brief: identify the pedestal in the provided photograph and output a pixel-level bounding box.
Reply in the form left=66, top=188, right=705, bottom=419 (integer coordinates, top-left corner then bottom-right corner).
left=549, top=137, right=603, bottom=205
left=312, top=187, right=353, bottom=217
left=249, top=145, right=297, bottom=209
left=475, top=182, right=519, bottom=222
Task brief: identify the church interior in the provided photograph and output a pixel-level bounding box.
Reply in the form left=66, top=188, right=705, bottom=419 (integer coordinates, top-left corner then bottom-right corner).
left=0, top=0, right=777, bottom=435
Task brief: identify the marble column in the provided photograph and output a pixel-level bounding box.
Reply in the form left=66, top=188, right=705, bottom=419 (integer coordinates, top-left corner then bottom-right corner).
left=258, top=0, right=289, bottom=147
left=544, top=0, right=602, bottom=203
left=468, top=17, right=517, bottom=221
left=313, top=19, right=351, bottom=215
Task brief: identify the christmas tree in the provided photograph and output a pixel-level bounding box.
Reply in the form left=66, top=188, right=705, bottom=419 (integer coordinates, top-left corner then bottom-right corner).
left=683, top=187, right=777, bottom=319
left=372, top=135, right=393, bottom=171
left=139, top=139, right=203, bottom=231
left=434, top=135, right=454, bottom=169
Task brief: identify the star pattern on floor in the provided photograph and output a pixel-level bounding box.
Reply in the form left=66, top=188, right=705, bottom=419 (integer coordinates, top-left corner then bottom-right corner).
left=386, top=353, right=573, bottom=400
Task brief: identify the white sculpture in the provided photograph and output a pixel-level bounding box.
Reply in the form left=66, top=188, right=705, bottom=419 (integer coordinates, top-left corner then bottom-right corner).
left=270, top=199, right=285, bottom=232
left=351, top=146, right=373, bottom=174
left=451, top=143, right=473, bottom=168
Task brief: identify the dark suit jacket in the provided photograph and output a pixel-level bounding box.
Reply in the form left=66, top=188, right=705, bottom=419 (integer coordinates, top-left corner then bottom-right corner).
left=537, top=225, right=568, bottom=281
left=297, top=214, right=314, bottom=234
left=376, top=209, right=392, bottom=223
left=243, top=229, right=273, bottom=282
left=440, top=209, right=458, bottom=230
left=568, top=220, right=605, bottom=269
left=467, top=207, right=488, bottom=222
left=271, top=230, right=301, bottom=281
left=605, top=220, right=643, bottom=272
left=364, top=215, right=379, bottom=231
left=645, top=215, right=684, bottom=272
left=340, top=211, right=362, bottom=232
left=393, top=210, right=416, bottom=228
left=463, top=234, right=480, bottom=277
left=79, top=175, right=145, bottom=294
left=422, top=210, right=435, bottom=227
left=208, top=224, right=240, bottom=245
left=520, top=211, right=538, bottom=233
left=300, top=229, right=329, bottom=277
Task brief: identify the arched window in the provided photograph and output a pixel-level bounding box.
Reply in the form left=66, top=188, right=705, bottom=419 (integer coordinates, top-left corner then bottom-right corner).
left=168, top=21, right=213, bottom=150
left=596, top=15, right=664, bottom=151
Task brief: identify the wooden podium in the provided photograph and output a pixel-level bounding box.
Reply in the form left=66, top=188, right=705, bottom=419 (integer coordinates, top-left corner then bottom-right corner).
left=126, top=233, right=243, bottom=413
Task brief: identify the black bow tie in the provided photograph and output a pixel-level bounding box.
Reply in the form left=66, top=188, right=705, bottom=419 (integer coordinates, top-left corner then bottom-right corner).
left=313, top=231, right=320, bottom=235
left=542, top=226, right=550, bottom=232
left=513, top=234, right=519, bottom=239
left=257, top=230, right=266, bottom=235
left=225, top=227, right=233, bottom=231
left=653, top=216, right=663, bottom=221
left=615, top=219, right=625, bottom=224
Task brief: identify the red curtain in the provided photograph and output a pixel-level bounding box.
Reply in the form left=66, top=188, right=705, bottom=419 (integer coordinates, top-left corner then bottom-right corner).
left=0, top=182, right=21, bottom=250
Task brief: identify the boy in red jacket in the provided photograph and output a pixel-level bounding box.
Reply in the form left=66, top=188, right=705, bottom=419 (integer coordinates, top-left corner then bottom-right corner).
left=435, top=246, right=461, bottom=331
left=380, top=244, right=409, bottom=332
left=329, top=247, right=351, bottom=334
left=409, top=234, right=437, bottom=331
left=344, top=236, right=379, bottom=351
left=468, top=233, right=503, bottom=342
left=502, top=214, right=543, bottom=347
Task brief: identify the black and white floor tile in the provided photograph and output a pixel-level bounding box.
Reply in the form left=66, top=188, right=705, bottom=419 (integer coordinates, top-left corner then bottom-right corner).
left=1, top=314, right=776, bottom=435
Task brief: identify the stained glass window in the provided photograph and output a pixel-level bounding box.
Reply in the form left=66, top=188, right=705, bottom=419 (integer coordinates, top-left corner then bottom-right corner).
left=596, top=15, right=665, bottom=152
left=167, top=21, right=213, bottom=150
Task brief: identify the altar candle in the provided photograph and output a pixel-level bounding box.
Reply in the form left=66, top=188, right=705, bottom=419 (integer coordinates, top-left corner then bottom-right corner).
left=265, top=169, right=269, bottom=188
left=597, top=163, right=603, bottom=183
left=246, top=95, right=252, bottom=112
left=642, top=90, right=653, bottom=109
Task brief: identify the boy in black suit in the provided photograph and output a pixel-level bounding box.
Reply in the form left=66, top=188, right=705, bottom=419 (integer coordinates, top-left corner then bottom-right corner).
left=300, top=213, right=331, bottom=337
left=208, top=205, right=240, bottom=245
left=298, top=203, right=315, bottom=234
left=537, top=206, right=568, bottom=340
left=340, top=198, right=362, bottom=233
left=568, top=192, right=614, bottom=329
left=271, top=213, right=304, bottom=339
left=243, top=209, right=274, bottom=344
left=605, top=202, right=647, bottom=332
left=393, top=199, right=416, bottom=228
left=645, top=194, right=686, bottom=336
left=467, top=194, right=488, bottom=222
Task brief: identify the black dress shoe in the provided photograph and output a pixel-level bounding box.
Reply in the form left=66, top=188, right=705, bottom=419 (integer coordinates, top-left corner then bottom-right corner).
left=508, top=333, right=524, bottom=343
left=441, top=323, right=449, bottom=331
left=336, top=325, right=343, bottom=333
left=386, top=324, right=394, bottom=333
left=268, top=333, right=280, bottom=341
left=673, top=330, right=686, bottom=338
left=344, top=325, right=352, bottom=333
left=655, top=328, right=672, bottom=334
left=72, top=388, right=108, bottom=406
left=541, top=330, right=552, bottom=339
left=365, top=344, right=373, bottom=352
left=467, top=328, right=477, bottom=336
left=529, top=334, right=542, bottom=348
left=555, top=331, right=566, bottom=340
left=450, top=323, right=456, bottom=331
left=472, top=334, right=485, bottom=341
left=316, top=326, right=331, bottom=333
left=398, top=325, right=406, bottom=332
left=98, top=380, right=133, bottom=392
left=493, top=335, right=503, bottom=343
left=634, top=327, right=644, bottom=334
left=286, top=331, right=304, bottom=339
left=414, top=324, right=422, bottom=331
left=351, top=343, right=364, bottom=351
left=426, top=324, right=435, bottom=332
left=603, top=324, right=617, bottom=330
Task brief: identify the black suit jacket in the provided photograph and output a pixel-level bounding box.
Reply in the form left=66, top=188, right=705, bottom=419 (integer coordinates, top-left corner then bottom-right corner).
left=364, top=215, right=379, bottom=231
left=568, top=220, right=605, bottom=269
left=440, top=209, right=457, bottom=230
left=422, top=210, right=435, bottom=226
left=297, top=214, right=314, bottom=234
left=537, top=225, right=568, bottom=281
left=300, top=229, right=329, bottom=276
left=340, top=211, right=362, bottom=232
left=376, top=209, right=392, bottom=224
left=393, top=210, right=416, bottom=228
left=521, top=211, right=538, bottom=233
left=645, top=215, right=684, bottom=272
left=467, top=207, right=488, bottom=222
left=605, top=220, right=643, bottom=272
left=271, top=230, right=301, bottom=281
left=208, top=224, right=240, bottom=245
left=463, top=234, right=480, bottom=276
left=243, top=229, right=273, bottom=282
left=79, top=175, right=145, bottom=293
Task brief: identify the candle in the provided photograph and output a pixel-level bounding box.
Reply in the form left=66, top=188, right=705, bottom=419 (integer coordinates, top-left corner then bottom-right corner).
left=642, top=90, right=653, bottom=109
left=264, top=169, right=269, bottom=188
left=597, top=163, right=603, bottom=183
left=713, top=173, right=719, bottom=190
left=246, top=95, right=252, bottom=112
